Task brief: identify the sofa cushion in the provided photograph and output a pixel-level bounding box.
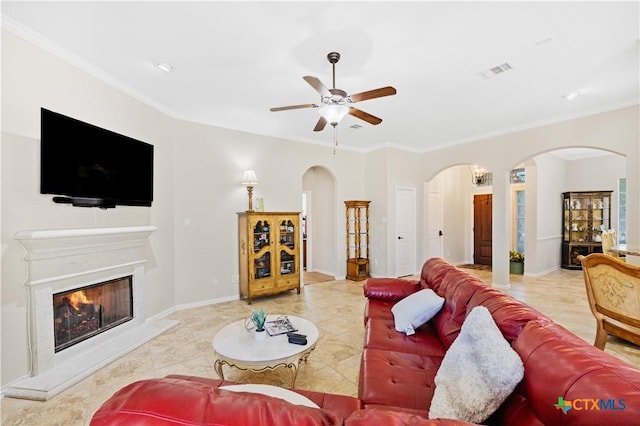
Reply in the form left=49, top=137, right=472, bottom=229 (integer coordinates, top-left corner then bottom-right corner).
left=90, top=377, right=343, bottom=426
left=391, top=289, right=445, bottom=333
left=364, top=318, right=446, bottom=356
left=359, top=347, right=443, bottom=410
left=428, top=306, right=524, bottom=424
left=364, top=299, right=395, bottom=323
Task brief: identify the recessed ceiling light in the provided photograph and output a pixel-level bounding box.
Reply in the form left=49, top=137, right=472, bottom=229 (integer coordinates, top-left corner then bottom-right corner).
left=156, top=62, right=173, bottom=73
left=563, top=90, right=583, bottom=101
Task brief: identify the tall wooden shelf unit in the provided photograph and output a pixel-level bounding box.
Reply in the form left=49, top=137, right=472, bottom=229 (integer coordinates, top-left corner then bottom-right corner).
left=238, top=212, right=301, bottom=304
left=561, top=191, right=612, bottom=270
left=345, top=200, right=371, bottom=281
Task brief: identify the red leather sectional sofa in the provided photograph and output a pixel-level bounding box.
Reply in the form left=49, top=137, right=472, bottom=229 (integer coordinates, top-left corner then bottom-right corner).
left=360, top=257, right=640, bottom=425
left=90, top=374, right=472, bottom=425
left=91, top=258, right=640, bottom=425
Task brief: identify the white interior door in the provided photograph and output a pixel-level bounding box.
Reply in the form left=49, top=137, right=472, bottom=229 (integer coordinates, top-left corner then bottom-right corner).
left=427, top=192, right=444, bottom=259
left=395, top=188, right=416, bottom=277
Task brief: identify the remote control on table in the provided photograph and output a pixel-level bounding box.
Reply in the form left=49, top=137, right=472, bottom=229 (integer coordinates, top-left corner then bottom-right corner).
left=287, top=332, right=307, bottom=339
left=288, top=336, right=307, bottom=345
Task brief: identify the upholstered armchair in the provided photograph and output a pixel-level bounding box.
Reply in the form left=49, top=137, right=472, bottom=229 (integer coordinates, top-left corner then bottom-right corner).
left=578, top=253, right=640, bottom=350
left=601, top=229, right=625, bottom=261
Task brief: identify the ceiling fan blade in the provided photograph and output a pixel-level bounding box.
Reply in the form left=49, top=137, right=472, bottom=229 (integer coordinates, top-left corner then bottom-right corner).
left=349, top=86, right=397, bottom=103
left=313, top=116, right=327, bottom=132
left=349, top=107, right=383, bottom=125
left=270, top=103, right=317, bottom=112
left=303, top=76, right=331, bottom=97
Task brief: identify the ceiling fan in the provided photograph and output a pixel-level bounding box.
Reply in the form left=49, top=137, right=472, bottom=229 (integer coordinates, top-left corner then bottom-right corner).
left=270, top=52, right=397, bottom=132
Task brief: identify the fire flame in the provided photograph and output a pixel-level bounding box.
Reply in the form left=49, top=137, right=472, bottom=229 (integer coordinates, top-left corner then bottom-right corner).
left=68, top=291, right=92, bottom=309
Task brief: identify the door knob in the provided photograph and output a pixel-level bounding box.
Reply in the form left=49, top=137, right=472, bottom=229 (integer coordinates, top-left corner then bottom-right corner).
left=439, top=230, right=444, bottom=236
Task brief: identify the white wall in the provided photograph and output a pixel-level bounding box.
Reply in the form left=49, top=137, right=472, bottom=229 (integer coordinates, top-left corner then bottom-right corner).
left=364, top=148, right=422, bottom=277
left=440, top=165, right=471, bottom=264
left=364, top=149, right=388, bottom=276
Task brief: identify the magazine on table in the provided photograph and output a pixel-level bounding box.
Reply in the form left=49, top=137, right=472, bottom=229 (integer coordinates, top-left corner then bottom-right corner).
left=266, top=317, right=298, bottom=336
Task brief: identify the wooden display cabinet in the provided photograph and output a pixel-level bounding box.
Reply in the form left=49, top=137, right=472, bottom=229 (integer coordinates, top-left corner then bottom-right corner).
left=561, top=191, right=612, bottom=269
left=238, top=212, right=301, bottom=303
left=345, top=200, right=371, bottom=281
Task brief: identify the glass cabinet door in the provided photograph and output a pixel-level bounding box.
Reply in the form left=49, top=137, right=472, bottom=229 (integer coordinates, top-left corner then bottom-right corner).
left=252, top=220, right=272, bottom=279
left=278, top=219, right=296, bottom=276
left=568, top=194, right=591, bottom=243
left=590, top=194, right=610, bottom=242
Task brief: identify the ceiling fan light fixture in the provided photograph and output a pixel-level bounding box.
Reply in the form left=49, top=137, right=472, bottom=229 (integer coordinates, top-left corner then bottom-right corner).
left=319, top=104, right=348, bottom=126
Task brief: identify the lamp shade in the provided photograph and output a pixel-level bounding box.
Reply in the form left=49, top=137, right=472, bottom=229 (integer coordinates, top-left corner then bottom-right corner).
left=241, top=170, right=258, bottom=186
left=319, top=104, right=349, bottom=126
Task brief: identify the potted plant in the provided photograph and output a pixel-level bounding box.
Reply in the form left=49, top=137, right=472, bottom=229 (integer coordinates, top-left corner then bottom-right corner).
left=509, top=251, right=525, bottom=275
left=251, top=308, right=267, bottom=340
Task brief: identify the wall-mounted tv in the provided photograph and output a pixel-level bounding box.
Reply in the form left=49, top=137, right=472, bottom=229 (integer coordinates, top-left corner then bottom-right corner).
left=40, top=108, right=154, bottom=208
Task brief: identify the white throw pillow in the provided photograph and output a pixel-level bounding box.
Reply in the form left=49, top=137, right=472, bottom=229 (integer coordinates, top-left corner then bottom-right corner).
left=428, top=306, right=524, bottom=424
left=221, top=384, right=319, bottom=408
left=391, top=289, right=445, bottom=334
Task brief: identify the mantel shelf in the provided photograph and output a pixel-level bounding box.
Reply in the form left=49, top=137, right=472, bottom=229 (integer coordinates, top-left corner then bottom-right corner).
left=15, top=225, right=158, bottom=240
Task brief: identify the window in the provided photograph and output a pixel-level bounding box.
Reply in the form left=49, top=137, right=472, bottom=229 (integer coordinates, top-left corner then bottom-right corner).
left=515, top=190, right=525, bottom=253
left=511, top=168, right=525, bottom=253
left=619, top=178, right=627, bottom=244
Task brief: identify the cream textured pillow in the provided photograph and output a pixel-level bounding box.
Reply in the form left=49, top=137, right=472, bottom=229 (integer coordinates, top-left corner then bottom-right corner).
left=428, top=306, right=524, bottom=423
left=391, top=289, right=445, bottom=334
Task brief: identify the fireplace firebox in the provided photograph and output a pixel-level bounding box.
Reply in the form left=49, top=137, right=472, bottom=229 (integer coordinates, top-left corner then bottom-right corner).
left=53, top=276, right=133, bottom=352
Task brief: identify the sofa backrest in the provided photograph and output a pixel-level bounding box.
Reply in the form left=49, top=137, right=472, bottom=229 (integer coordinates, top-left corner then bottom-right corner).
left=510, top=320, right=640, bottom=425
left=429, top=268, right=488, bottom=348
left=420, top=257, right=458, bottom=292
left=423, top=259, right=548, bottom=348
left=466, top=286, right=549, bottom=342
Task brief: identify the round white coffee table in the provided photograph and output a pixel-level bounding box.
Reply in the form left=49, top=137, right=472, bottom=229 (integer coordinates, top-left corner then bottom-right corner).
left=212, top=315, right=319, bottom=388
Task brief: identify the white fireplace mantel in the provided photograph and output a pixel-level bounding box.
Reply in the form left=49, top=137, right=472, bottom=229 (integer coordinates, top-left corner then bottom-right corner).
left=6, top=226, right=178, bottom=401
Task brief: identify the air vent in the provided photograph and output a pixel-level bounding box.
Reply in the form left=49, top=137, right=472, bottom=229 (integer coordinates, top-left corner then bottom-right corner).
left=478, top=62, right=514, bottom=79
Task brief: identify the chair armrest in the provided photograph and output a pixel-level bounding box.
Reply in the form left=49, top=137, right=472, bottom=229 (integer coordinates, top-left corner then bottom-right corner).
left=363, top=278, right=420, bottom=301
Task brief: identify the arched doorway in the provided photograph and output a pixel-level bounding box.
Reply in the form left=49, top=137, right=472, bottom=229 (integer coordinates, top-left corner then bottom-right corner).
left=302, top=166, right=337, bottom=277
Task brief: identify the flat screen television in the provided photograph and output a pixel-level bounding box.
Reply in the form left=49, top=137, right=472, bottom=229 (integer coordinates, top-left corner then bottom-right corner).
left=40, top=108, right=154, bottom=208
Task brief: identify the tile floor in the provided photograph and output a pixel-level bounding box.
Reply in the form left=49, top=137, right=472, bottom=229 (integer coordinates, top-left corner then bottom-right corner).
left=2, top=267, right=639, bottom=425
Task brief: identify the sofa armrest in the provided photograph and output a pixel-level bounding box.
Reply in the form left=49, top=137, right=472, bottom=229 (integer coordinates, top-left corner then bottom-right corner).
left=363, top=278, right=420, bottom=301
left=91, top=377, right=345, bottom=426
